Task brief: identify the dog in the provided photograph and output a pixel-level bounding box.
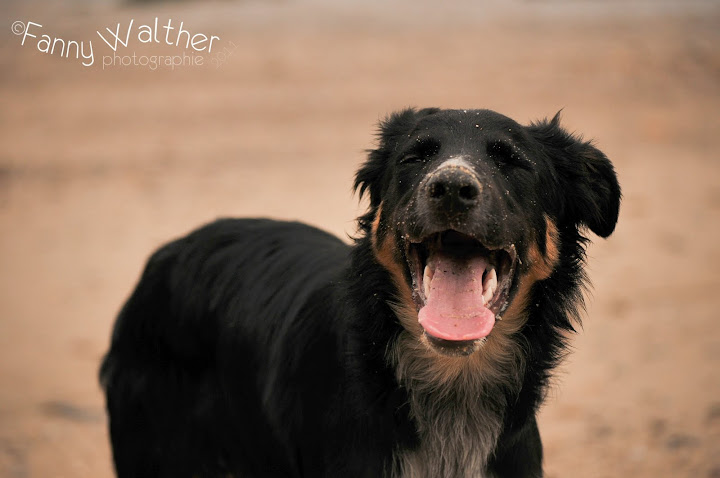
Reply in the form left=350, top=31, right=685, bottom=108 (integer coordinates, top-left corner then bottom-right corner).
left=100, top=108, right=620, bottom=478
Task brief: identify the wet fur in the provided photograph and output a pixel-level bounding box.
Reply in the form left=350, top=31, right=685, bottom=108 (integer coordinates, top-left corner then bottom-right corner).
left=100, top=108, right=620, bottom=478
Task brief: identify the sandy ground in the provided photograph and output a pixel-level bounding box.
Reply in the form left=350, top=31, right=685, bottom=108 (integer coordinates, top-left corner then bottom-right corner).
left=1, top=0, right=719, bottom=476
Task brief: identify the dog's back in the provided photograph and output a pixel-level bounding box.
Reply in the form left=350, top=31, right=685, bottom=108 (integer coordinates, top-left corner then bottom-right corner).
left=100, top=219, right=357, bottom=477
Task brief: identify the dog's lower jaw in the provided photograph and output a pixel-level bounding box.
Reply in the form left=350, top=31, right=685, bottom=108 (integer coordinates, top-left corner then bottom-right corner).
left=422, top=333, right=485, bottom=357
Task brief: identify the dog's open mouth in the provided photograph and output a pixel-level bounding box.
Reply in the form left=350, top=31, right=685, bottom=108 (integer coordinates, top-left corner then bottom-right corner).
left=406, top=230, right=517, bottom=344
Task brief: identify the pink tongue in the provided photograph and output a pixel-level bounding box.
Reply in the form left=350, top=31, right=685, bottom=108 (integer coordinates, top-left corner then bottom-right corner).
left=418, top=253, right=496, bottom=341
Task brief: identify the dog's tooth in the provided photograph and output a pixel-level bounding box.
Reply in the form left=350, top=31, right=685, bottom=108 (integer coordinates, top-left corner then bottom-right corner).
left=483, top=267, right=497, bottom=305
left=484, top=267, right=497, bottom=289
left=490, top=267, right=498, bottom=284
left=423, top=265, right=431, bottom=299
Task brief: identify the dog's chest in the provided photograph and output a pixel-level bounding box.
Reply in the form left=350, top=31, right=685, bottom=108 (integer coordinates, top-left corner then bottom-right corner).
left=393, top=447, right=491, bottom=478
left=390, top=396, right=503, bottom=478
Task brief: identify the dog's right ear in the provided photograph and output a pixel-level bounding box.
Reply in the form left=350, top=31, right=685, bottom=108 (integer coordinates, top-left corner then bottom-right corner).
left=354, top=108, right=440, bottom=208
left=527, top=113, right=621, bottom=238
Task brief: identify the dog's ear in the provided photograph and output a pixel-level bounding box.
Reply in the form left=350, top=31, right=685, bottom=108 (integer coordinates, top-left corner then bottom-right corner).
left=354, top=108, right=440, bottom=207
left=528, top=113, right=621, bottom=238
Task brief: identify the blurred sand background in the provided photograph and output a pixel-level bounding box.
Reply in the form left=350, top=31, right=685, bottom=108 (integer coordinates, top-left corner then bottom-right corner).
left=1, top=0, right=719, bottom=476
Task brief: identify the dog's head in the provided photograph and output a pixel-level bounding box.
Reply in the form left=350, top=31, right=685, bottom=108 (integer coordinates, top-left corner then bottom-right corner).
left=355, top=108, right=620, bottom=357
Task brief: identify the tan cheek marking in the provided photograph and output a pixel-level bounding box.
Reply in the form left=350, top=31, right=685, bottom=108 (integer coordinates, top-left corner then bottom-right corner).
left=544, top=217, right=561, bottom=270
left=370, top=203, right=383, bottom=248
left=370, top=204, right=416, bottom=317
left=528, top=217, right=560, bottom=281
left=500, top=216, right=561, bottom=326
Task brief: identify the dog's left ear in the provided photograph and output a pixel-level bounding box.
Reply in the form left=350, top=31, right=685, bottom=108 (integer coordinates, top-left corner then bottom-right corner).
left=528, top=113, right=621, bottom=238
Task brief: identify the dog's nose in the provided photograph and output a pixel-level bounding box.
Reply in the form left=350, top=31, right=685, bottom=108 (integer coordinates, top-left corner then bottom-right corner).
left=424, top=168, right=482, bottom=214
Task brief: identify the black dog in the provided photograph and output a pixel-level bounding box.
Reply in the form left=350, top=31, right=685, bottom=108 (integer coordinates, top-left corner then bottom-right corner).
left=100, top=108, right=620, bottom=478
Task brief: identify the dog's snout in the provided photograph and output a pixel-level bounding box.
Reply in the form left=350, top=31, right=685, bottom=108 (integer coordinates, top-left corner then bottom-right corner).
left=424, top=168, right=482, bottom=214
